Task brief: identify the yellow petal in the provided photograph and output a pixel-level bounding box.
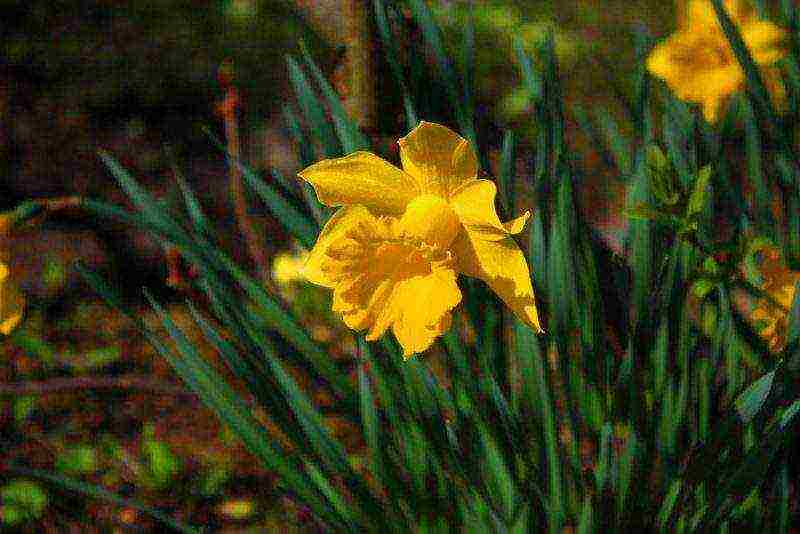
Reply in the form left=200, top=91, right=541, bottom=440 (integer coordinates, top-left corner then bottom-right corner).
left=694, top=66, right=743, bottom=121
left=647, top=35, right=687, bottom=82
left=303, top=206, right=383, bottom=287
left=0, top=271, right=24, bottom=336
left=272, top=249, right=309, bottom=285
left=453, top=228, right=542, bottom=332
left=651, top=39, right=742, bottom=122
left=369, top=267, right=462, bottom=358
left=700, top=97, right=725, bottom=123
left=741, top=20, right=788, bottom=64
left=504, top=211, right=531, bottom=235
left=398, top=121, right=478, bottom=198
left=685, top=0, right=752, bottom=29
left=449, top=179, right=529, bottom=240
left=298, top=151, right=420, bottom=215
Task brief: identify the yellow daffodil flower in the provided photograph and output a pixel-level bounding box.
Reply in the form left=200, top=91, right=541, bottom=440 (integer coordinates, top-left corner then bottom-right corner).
left=0, top=262, right=24, bottom=336
left=648, top=0, right=787, bottom=123
left=751, top=247, right=799, bottom=352
left=272, top=248, right=310, bottom=286
left=298, top=121, right=542, bottom=357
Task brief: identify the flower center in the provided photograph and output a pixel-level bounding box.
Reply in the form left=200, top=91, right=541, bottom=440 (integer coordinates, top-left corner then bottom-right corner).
left=398, top=194, right=462, bottom=250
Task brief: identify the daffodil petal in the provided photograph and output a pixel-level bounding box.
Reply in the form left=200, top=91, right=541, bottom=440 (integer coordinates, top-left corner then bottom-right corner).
left=647, top=35, right=686, bottom=81
left=449, top=179, right=528, bottom=240
left=650, top=0, right=788, bottom=124
left=453, top=228, right=542, bottom=332
left=686, top=0, right=751, bottom=29
left=398, top=121, right=478, bottom=197
left=742, top=20, right=788, bottom=64
left=298, top=151, right=420, bottom=215
left=369, top=267, right=462, bottom=358
left=694, top=66, right=743, bottom=121
left=504, top=211, right=531, bottom=235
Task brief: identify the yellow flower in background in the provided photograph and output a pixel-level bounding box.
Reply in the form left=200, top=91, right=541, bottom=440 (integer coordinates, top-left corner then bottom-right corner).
left=299, top=121, right=542, bottom=357
left=272, top=248, right=310, bottom=286
left=751, top=247, right=800, bottom=352
left=0, top=262, right=24, bottom=336
left=647, top=0, right=787, bottom=123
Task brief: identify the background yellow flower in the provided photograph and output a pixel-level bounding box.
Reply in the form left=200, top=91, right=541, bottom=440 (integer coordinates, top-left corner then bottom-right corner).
left=750, top=247, right=800, bottom=352
left=271, top=248, right=310, bottom=286
left=648, top=0, right=787, bottom=122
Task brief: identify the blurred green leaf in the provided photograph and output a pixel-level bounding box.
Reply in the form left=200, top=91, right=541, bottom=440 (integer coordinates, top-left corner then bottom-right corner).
left=56, top=445, right=97, bottom=476
left=142, top=424, right=181, bottom=491
left=1, top=480, right=48, bottom=527
left=42, top=256, right=67, bottom=293
left=686, top=166, right=713, bottom=219
left=12, top=395, right=36, bottom=425
left=735, top=370, right=776, bottom=423
left=67, top=345, right=121, bottom=372
left=199, top=465, right=230, bottom=498
left=374, top=0, right=418, bottom=130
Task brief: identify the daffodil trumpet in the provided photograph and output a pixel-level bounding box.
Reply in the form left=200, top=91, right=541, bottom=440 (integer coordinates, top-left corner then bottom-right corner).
left=298, top=121, right=542, bottom=357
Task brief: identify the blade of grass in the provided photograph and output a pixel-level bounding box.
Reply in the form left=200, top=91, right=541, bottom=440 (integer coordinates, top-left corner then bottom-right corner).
left=373, top=0, right=418, bottom=130
left=201, top=127, right=320, bottom=247
left=297, top=44, right=370, bottom=153
left=287, top=56, right=341, bottom=157
left=498, top=130, right=516, bottom=215
left=593, top=107, right=633, bottom=176
left=241, top=164, right=318, bottom=249
left=517, top=327, right=564, bottom=530
left=406, top=0, right=473, bottom=140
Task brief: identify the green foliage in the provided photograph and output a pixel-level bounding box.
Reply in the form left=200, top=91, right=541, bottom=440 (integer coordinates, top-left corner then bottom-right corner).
left=141, top=425, right=182, bottom=491
left=1, top=480, right=48, bottom=527
left=13, top=395, right=37, bottom=425
left=198, top=465, right=231, bottom=498
left=56, top=445, right=98, bottom=476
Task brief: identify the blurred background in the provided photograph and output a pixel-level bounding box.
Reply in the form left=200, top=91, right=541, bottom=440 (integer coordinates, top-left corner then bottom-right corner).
left=0, top=0, right=676, bottom=529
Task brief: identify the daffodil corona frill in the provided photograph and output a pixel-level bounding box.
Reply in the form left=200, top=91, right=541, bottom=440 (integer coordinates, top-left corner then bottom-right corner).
left=298, top=121, right=542, bottom=357
left=647, top=0, right=787, bottom=123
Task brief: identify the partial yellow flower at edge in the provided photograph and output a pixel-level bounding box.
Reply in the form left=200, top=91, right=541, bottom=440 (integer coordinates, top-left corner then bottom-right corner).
left=647, top=0, right=788, bottom=123
left=298, top=121, right=543, bottom=357
left=0, top=262, right=24, bottom=336
left=750, top=247, right=800, bottom=352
